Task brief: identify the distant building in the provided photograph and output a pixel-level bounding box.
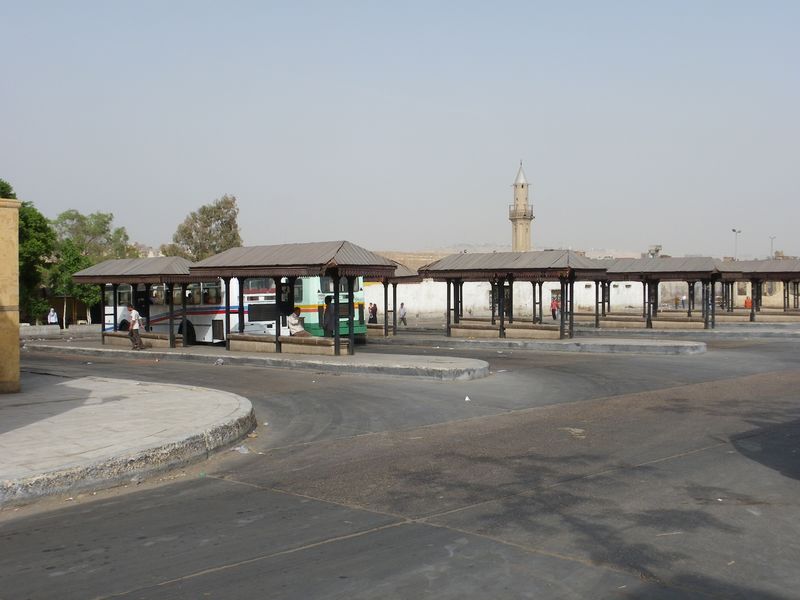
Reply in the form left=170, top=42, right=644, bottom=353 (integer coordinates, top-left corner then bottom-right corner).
left=509, top=163, right=534, bottom=252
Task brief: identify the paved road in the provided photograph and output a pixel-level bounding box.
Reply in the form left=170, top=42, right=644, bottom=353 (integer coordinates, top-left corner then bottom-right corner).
left=2, top=338, right=799, bottom=599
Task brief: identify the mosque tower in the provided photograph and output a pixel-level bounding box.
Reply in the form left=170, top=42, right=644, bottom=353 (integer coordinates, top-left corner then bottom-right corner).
left=509, top=162, right=534, bottom=252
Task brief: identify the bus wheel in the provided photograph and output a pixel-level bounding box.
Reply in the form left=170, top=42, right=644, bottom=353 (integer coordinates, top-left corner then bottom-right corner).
left=179, top=321, right=196, bottom=344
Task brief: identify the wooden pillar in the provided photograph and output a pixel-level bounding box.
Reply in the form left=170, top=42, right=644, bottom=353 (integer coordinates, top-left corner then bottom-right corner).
left=568, top=277, right=575, bottom=338
left=507, top=275, right=514, bottom=324
left=537, top=281, right=544, bottom=323
left=237, top=277, right=245, bottom=334
left=453, top=279, right=460, bottom=325
left=490, top=280, right=496, bottom=325
left=498, top=277, right=506, bottom=338
left=594, top=280, right=600, bottom=328
left=99, top=285, right=107, bottom=341
left=181, top=284, right=188, bottom=347
left=111, top=284, right=118, bottom=332
left=711, top=280, right=716, bottom=329
left=347, top=276, right=355, bottom=355
left=274, top=277, right=283, bottom=353
left=559, top=278, right=566, bottom=339
left=333, top=274, right=340, bottom=355
left=167, top=283, right=175, bottom=348
left=642, top=282, right=647, bottom=318
left=445, top=279, right=452, bottom=337
left=749, top=279, right=757, bottom=322
left=383, top=281, right=389, bottom=337
left=223, top=277, right=231, bottom=350
left=392, top=282, right=398, bottom=335
left=531, top=281, right=537, bottom=324
left=645, top=281, right=653, bottom=329
left=459, top=280, right=465, bottom=317
left=601, top=281, right=607, bottom=317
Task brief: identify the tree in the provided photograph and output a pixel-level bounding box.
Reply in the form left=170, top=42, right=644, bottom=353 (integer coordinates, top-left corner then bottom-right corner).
left=0, top=178, right=16, bottom=199
left=48, top=239, right=99, bottom=325
left=161, top=194, right=242, bottom=262
left=19, top=200, right=56, bottom=324
left=52, top=210, right=140, bottom=262
left=49, top=210, right=140, bottom=324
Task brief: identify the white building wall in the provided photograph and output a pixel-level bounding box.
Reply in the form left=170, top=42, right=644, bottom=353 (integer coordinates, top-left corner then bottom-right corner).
left=365, top=279, right=647, bottom=319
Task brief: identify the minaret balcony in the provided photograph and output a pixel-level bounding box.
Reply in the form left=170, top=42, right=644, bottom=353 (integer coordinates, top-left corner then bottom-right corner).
left=508, top=204, right=534, bottom=219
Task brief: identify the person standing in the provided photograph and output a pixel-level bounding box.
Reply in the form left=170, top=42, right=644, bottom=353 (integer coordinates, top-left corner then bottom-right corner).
left=323, top=296, right=336, bottom=337
left=47, top=307, right=59, bottom=327
left=127, top=303, right=144, bottom=350
left=368, top=302, right=378, bottom=324
left=550, top=297, right=559, bottom=320
left=398, top=302, right=408, bottom=326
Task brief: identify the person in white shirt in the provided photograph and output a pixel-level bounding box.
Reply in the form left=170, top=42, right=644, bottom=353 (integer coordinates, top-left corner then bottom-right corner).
left=47, top=307, right=59, bottom=326
left=287, top=306, right=310, bottom=337
left=398, top=302, right=408, bottom=326
left=126, top=303, right=144, bottom=350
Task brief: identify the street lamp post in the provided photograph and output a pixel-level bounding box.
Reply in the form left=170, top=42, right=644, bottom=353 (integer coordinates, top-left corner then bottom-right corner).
left=769, top=235, right=776, bottom=258
left=731, top=228, right=741, bottom=261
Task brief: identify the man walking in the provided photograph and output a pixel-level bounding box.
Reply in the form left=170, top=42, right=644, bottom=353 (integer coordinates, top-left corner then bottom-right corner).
left=127, top=303, right=144, bottom=350
left=398, top=302, right=408, bottom=327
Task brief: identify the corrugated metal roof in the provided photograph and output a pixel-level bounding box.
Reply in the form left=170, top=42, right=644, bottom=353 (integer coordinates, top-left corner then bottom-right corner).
left=73, top=256, right=193, bottom=279
left=364, top=259, right=421, bottom=283
left=606, top=257, right=720, bottom=276
left=190, top=241, right=396, bottom=277
left=720, top=259, right=800, bottom=276
left=420, top=250, right=606, bottom=274
left=192, top=241, right=393, bottom=268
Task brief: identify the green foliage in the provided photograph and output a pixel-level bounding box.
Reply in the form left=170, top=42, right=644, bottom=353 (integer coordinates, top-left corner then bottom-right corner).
left=52, top=209, right=140, bottom=262
left=161, top=194, right=242, bottom=262
left=18, top=201, right=56, bottom=323
left=49, top=239, right=100, bottom=308
left=0, top=178, right=17, bottom=199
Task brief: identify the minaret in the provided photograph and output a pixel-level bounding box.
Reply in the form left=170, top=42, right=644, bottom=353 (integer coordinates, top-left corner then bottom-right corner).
left=509, top=162, right=534, bottom=252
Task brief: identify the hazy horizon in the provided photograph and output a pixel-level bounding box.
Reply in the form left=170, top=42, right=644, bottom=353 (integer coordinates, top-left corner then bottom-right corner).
left=3, top=2, right=798, bottom=260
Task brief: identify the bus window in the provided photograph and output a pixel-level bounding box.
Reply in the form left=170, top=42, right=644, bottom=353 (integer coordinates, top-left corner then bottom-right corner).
left=185, top=283, right=201, bottom=305
left=104, top=286, right=115, bottom=306
left=245, top=278, right=274, bottom=293
left=293, top=278, right=303, bottom=301
left=202, top=282, right=221, bottom=305
left=172, top=285, right=183, bottom=304
left=118, top=285, right=132, bottom=307
left=151, top=285, right=166, bottom=305
left=319, top=277, right=334, bottom=293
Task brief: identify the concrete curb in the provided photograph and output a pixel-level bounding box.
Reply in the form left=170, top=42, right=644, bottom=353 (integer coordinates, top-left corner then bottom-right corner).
left=575, top=327, right=800, bottom=340
left=22, top=343, right=490, bottom=381
left=0, top=389, right=256, bottom=507
left=366, top=336, right=707, bottom=355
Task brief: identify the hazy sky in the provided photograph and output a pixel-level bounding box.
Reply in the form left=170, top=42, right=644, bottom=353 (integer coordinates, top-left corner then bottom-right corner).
left=2, top=1, right=798, bottom=259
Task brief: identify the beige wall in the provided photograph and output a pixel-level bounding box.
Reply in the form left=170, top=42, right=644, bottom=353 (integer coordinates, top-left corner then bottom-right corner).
left=0, top=199, right=20, bottom=393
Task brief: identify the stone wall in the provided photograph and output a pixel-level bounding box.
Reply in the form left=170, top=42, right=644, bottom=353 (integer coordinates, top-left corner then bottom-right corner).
left=0, top=199, right=20, bottom=393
